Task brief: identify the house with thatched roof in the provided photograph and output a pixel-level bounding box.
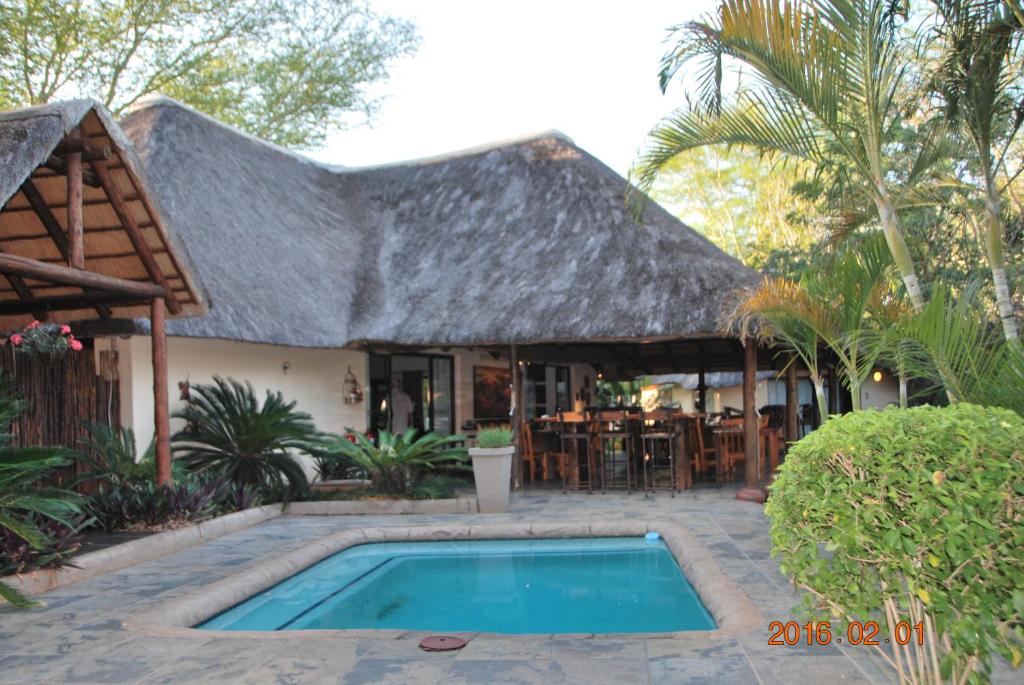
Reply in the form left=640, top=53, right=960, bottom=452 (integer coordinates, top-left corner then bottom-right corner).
left=2, top=96, right=831, bottom=491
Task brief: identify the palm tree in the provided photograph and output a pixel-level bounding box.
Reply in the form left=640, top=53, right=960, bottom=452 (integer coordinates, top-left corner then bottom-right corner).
left=634, top=0, right=945, bottom=312
left=724, top=276, right=831, bottom=420
left=725, top=232, right=904, bottom=412
left=324, top=429, right=467, bottom=496
left=930, top=0, right=1023, bottom=345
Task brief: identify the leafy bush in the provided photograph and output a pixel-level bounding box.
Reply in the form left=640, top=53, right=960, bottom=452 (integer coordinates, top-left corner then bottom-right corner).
left=0, top=408, right=84, bottom=605
left=0, top=374, right=86, bottom=607
left=324, top=429, right=467, bottom=496
left=172, top=377, right=317, bottom=501
left=85, top=475, right=261, bottom=532
left=475, top=425, right=514, bottom=448
left=0, top=515, right=83, bottom=577
left=310, top=445, right=365, bottom=482
left=767, top=404, right=1024, bottom=683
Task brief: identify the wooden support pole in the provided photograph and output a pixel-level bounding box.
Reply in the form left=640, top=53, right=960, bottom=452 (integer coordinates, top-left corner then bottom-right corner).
left=66, top=129, right=84, bottom=270
left=92, top=160, right=181, bottom=314
left=0, top=253, right=166, bottom=297
left=736, top=339, right=766, bottom=503
left=509, top=345, right=523, bottom=490
left=785, top=358, right=799, bottom=445
left=152, top=297, right=172, bottom=486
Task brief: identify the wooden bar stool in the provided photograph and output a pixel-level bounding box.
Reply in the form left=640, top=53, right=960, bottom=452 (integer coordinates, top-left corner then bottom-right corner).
left=640, top=408, right=677, bottom=496
left=595, top=407, right=637, bottom=493
left=557, top=411, right=594, bottom=493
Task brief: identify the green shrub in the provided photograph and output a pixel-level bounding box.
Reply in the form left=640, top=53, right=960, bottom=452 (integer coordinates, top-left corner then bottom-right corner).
left=324, top=429, right=467, bottom=496
left=85, top=475, right=261, bottom=532
left=767, top=404, right=1024, bottom=683
left=475, top=426, right=514, bottom=448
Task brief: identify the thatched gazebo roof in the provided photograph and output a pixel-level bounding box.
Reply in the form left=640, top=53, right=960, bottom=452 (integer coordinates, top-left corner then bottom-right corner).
left=120, top=97, right=758, bottom=349
left=0, top=100, right=205, bottom=328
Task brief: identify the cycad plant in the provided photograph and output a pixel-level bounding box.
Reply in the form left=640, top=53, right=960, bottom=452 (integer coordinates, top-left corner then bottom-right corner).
left=635, top=0, right=947, bottom=312
left=324, top=429, right=467, bottom=496
left=171, top=377, right=315, bottom=500
left=73, top=422, right=155, bottom=487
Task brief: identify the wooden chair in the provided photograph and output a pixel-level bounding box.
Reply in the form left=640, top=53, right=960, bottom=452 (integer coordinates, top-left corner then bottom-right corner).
left=716, top=416, right=769, bottom=483
left=520, top=422, right=538, bottom=484
left=688, top=417, right=718, bottom=482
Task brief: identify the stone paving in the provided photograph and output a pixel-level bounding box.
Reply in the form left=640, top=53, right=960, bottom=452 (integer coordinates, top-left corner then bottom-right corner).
left=0, top=487, right=1015, bottom=684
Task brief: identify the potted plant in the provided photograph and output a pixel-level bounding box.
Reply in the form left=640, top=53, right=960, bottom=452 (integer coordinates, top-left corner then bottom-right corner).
left=469, top=426, right=514, bottom=513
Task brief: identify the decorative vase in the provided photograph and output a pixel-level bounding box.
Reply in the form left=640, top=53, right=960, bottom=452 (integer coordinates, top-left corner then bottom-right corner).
left=469, top=446, right=514, bottom=513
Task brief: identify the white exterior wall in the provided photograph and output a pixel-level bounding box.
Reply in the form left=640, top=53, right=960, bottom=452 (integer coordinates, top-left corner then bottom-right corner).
left=104, top=336, right=369, bottom=477
left=860, top=372, right=900, bottom=410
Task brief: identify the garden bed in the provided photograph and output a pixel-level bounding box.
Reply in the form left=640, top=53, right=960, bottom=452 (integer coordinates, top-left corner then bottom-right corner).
left=1, top=505, right=283, bottom=599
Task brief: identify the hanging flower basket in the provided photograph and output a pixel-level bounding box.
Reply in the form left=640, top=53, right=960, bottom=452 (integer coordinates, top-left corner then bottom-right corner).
left=7, top=321, right=84, bottom=360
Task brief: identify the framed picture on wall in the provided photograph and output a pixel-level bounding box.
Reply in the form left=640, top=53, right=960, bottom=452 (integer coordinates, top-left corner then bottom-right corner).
left=473, top=366, right=511, bottom=420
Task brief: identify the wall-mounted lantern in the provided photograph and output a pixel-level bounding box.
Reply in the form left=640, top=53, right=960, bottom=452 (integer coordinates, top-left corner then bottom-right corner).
left=344, top=366, right=364, bottom=404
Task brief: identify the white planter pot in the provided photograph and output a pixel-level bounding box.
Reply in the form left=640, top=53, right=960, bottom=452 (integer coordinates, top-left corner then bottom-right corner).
left=469, top=446, right=514, bottom=513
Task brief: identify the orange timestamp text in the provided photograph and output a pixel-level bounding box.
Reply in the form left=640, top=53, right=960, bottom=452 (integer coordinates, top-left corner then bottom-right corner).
left=768, top=620, right=925, bottom=646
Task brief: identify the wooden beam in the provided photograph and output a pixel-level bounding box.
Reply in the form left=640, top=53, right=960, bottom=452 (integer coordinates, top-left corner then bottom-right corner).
left=66, top=129, right=85, bottom=269
left=742, top=340, right=760, bottom=486
left=152, top=297, right=172, bottom=486
left=44, top=156, right=101, bottom=187
left=54, top=140, right=111, bottom=161
left=0, top=291, right=149, bottom=315
left=20, top=179, right=70, bottom=259
left=0, top=253, right=165, bottom=298
left=509, top=344, right=523, bottom=490
left=92, top=160, right=181, bottom=315
left=785, top=358, right=799, bottom=445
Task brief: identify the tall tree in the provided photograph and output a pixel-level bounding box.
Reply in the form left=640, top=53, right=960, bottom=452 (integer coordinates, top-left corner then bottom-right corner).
left=931, top=0, right=1023, bottom=344
left=633, top=0, right=948, bottom=312
left=0, top=0, right=418, bottom=148
left=649, top=145, right=826, bottom=274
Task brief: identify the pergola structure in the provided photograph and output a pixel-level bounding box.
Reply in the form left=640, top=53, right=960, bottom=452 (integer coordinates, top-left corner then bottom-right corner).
left=0, top=101, right=205, bottom=484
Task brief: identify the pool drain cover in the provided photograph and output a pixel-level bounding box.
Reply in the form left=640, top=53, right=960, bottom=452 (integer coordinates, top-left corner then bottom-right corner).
left=419, top=635, right=467, bottom=652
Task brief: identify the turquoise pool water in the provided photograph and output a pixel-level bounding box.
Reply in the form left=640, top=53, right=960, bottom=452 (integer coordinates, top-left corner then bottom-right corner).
left=198, top=537, right=715, bottom=634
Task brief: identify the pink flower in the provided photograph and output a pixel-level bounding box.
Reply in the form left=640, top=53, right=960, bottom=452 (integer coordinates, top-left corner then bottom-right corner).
left=26, top=320, right=40, bottom=330
left=70, top=340, right=83, bottom=352
left=60, top=325, right=71, bottom=335
left=9, top=334, right=22, bottom=346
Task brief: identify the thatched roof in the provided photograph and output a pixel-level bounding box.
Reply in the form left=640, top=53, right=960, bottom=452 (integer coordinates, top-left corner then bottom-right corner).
left=120, top=97, right=758, bottom=348
left=0, top=100, right=205, bottom=328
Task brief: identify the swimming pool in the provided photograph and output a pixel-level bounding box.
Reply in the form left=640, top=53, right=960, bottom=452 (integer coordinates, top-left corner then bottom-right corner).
left=198, top=537, right=715, bottom=634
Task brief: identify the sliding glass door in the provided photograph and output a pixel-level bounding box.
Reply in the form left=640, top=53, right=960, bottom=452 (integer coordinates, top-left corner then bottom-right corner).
left=368, top=353, right=455, bottom=437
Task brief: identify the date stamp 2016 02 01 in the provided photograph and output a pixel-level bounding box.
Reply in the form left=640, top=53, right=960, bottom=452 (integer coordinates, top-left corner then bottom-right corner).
left=768, top=620, right=926, bottom=647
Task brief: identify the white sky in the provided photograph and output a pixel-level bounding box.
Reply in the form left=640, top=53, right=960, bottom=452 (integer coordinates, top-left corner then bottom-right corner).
left=306, top=0, right=718, bottom=176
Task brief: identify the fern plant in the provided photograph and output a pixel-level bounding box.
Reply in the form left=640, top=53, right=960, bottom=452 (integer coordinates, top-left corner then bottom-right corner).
left=171, top=377, right=316, bottom=501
